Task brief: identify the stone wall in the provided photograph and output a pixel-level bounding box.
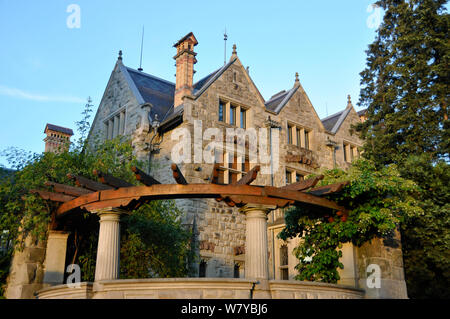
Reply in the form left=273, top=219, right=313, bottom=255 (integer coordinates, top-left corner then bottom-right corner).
left=5, top=233, right=46, bottom=299
left=355, top=230, right=408, bottom=298
left=36, top=278, right=364, bottom=299
left=83, top=46, right=407, bottom=300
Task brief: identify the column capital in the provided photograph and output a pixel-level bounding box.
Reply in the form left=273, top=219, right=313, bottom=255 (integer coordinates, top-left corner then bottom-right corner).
left=238, top=204, right=276, bottom=215
left=91, top=207, right=127, bottom=217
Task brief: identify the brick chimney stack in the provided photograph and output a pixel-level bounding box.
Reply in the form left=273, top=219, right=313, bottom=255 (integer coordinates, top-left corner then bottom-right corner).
left=173, top=32, right=198, bottom=108
left=44, top=124, right=74, bottom=153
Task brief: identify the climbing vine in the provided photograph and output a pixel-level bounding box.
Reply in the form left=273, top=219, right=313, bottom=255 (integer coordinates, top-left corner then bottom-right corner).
left=279, top=159, right=422, bottom=283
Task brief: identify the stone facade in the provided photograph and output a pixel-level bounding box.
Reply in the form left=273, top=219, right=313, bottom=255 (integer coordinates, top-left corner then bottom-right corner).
left=16, top=32, right=406, bottom=299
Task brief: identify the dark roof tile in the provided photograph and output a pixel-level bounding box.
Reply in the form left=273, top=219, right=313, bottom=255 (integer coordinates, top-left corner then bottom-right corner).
left=44, top=124, right=74, bottom=135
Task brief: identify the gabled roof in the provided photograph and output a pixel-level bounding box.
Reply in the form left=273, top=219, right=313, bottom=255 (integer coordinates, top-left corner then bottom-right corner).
left=44, top=124, right=74, bottom=136
left=264, top=86, right=299, bottom=113
left=357, top=108, right=367, bottom=116
left=120, top=64, right=175, bottom=122
left=321, top=106, right=352, bottom=134
left=192, top=58, right=237, bottom=98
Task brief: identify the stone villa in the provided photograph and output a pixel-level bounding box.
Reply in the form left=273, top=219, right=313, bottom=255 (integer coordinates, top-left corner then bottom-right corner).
left=5, top=32, right=407, bottom=299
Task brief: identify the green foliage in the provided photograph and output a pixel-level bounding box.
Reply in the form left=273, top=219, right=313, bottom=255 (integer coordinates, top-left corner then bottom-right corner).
left=354, top=0, right=449, bottom=164
left=120, top=201, right=194, bottom=279
left=0, top=100, right=193, bottom=294
left=353, top=0, right=449, bottom=298
left=399, top=155, right=450, bottom=298
left=280, top=159, right=421, bottom=283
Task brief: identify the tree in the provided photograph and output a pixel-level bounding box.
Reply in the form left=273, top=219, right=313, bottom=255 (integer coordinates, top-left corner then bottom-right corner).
left=354, top=0, right=449, bottom=298
left=0, top=101, right=194, bottom=295
left=280, top=159, right=421, bottom=283
left=355, top=0, right=449, bottom=164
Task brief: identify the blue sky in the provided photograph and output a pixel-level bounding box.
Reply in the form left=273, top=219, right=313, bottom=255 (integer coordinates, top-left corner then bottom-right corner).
left=0, top=0, right=383, bottom=168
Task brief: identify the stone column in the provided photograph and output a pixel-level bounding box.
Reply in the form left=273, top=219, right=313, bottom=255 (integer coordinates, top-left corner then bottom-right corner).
left=43, top=231, right=70, bottom=286
left=239, top=204, right=275, bottom=280
left=338, top=242, right=357, bottom=287
left=93, top=208, right=124, bottom=281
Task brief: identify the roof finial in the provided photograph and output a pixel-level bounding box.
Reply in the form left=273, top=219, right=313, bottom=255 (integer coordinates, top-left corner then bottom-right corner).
left=347, top=94, right=352, bottom=106
left=118, top=50, right=123, bottom=61
left=232, top=44, right=237, bottom=55
left=294, top=72, right=300, bottom=86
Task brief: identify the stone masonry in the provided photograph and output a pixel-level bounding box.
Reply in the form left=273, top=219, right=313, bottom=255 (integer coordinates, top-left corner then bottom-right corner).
left=4, top=32, right=408, bottom=299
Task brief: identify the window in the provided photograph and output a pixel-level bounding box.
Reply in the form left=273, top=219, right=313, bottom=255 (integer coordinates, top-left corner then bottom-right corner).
left=105, top=110, right=126, bottom=140
left=285, top=170, right=292, bottom=185
left=343, top=143, right=360, bottom=163
left=230, top=105, right=236, bottom=126
left=287, top=124, right=293, bottom=144
left=343, top=143, right=348, bottom=162
left=199, top=260, right=207, bottom=277
left=218, top=100, right=224, bottom=122
left=288, top=123, right=311, bottom=149
left=280, top=245, right=289, bottom=280
left=240, top=108, right=246, bottom=129
left=233, top=264, right=240, bottom=278
left=216, top=151, right=249, bottom=185
left=218, top=99, right=249, bottom=127
left=286, top=170, right=304, bottom=185
left=304, top=130, right=310, bottom=150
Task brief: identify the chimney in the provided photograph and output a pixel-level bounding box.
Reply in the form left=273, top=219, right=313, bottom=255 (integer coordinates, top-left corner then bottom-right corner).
left=44, top=124, right=74, bottom=153
left=173, top=32, right=198, bottom=108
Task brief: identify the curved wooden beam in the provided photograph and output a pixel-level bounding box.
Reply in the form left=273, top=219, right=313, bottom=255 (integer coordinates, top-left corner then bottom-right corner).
left=55, top=183, right=347, bottom=218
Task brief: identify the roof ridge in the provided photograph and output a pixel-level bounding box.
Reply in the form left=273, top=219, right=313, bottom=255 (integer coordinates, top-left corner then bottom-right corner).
left=125, top=66, right=175, bottom=86
left=266, top=90, right=288, bottom=103
left=193, top=68, right=221, bottom=87
left=320, top=109, right=345, bottom=121
left=193, top=58, right=237, bottom=98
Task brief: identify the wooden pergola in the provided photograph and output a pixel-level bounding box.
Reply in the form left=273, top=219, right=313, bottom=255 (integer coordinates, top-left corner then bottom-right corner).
left=32, top=164, right=349, bottom=283
left=32, top=164, right=349, bottom=222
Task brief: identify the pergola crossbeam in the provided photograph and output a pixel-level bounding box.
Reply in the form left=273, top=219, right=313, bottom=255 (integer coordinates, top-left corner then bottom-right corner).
left=234, top=165, right=260, bottom=186
left=45, top=181, right=93, bottom=197
left=93, top=170, right=134, bottom=188
left=67, top=173, right=113, bottom=191
left=131, top=166, right=161, bottom=186
left=281, top=175, right=324, bottom=191
left=171, top=164, right=188, bottom=185
left=307, top=181, right=350, bottom=196
left=30, top=189, right=75, bottom=202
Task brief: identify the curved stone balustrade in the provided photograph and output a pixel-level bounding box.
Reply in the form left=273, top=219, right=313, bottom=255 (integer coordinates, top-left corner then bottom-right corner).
left=36, top=278, right=364, bottom=299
